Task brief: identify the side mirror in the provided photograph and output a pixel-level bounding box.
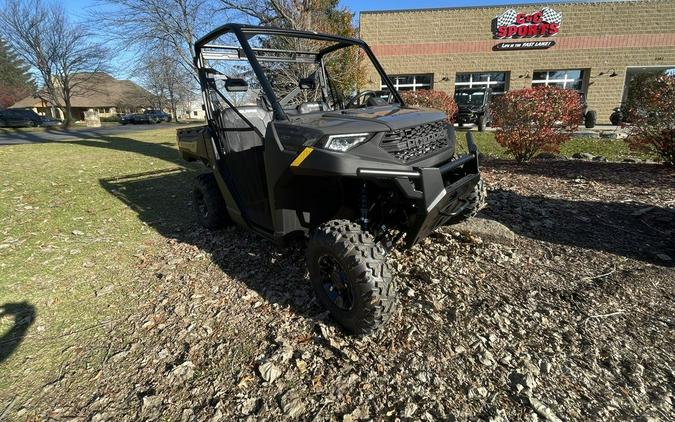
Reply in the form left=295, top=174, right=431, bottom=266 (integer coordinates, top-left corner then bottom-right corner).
left=299, top=77, right=316, bottom=90
left=225, top=78, right=249, bottom=92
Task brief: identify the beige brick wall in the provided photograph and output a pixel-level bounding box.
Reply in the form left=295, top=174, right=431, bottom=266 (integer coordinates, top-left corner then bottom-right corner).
left=360, top=0, right=675, bottom=122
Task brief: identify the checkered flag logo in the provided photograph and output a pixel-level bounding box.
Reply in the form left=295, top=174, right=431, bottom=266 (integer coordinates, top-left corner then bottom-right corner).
left=541, top=7, right=562, bottom=24
left=496, top=9, right=517, bottom=26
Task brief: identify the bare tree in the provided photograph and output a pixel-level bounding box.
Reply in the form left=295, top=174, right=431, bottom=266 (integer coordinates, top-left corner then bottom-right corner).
left=0, top=0, right=109, bottom=126
left=218, top=0, right=366, bottom=101
left=95, top=0, right=214, bottom=78
left=136, top=48, right=196, bottom=123
left=218, top=0, right=338, bottom=30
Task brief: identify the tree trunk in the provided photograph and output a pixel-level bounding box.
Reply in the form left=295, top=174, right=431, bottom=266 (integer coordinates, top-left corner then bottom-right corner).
left=168, top=89, right=179, bottom=123
left=63, top=98, right=74, bottom=128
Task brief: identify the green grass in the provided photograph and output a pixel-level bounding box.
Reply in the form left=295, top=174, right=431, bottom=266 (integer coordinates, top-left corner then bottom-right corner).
left=0, top=127, right=199, bottom=405
left=456, top=131, right=655, bottom=161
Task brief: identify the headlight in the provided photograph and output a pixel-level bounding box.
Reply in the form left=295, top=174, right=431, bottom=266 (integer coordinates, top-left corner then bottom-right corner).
left=322, top=133, right=371, bottom=152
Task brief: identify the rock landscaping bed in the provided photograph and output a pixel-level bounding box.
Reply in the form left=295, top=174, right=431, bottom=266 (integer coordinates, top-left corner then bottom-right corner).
left=7, top=159, right=674, bottom=421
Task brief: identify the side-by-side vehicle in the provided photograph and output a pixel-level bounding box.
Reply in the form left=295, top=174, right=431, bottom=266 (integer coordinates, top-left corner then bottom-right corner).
left=176, top=24, right=485, bottom=334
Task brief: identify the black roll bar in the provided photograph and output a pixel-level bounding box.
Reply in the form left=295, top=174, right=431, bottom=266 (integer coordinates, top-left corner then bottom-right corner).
left=194, top=23, right=406, bottom=121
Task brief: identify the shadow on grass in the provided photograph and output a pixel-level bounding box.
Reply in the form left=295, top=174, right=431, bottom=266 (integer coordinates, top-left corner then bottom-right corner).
left=99, top=168, right=321, bottom=327
left=63, top=135, right=184, bottom=165
left=0, top=123, right=192, bottom=147
left=0, top=302, right=36, bottom=364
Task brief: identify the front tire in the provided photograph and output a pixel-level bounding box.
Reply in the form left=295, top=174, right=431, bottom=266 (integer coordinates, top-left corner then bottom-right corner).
left=477, top=115, right=486, bottom=132
left=444, top=179, right=487, bottom=225
left=193, top=173, right=230, bottom=229
left=584, top=110, right=597, bottom=129
left=307, top=220, right=397, bottom=335
left=610, top=111, right=622, bottom=126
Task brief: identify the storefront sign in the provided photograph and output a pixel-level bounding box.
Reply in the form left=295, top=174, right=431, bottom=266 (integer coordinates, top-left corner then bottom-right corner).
left=493, top=8, right=562, bottom=39
left=493, top=40, right=556, bottom=51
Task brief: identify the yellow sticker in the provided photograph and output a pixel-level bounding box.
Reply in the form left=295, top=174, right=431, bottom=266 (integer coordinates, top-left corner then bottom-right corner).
left=290, top=147, right=314, bottom=167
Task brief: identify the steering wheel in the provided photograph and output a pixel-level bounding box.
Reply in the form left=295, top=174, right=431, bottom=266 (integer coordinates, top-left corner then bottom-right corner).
left=346, top=90, right=379, bottom=109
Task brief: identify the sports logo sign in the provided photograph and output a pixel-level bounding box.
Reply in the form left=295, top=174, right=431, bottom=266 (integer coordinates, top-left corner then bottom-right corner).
left=493, top=7, right=562, bottom=39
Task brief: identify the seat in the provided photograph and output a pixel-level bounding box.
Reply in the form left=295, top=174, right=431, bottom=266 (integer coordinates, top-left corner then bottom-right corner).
left=217, top=105, right=272, bottom=153
left=296, top=102, right=328, bottom=114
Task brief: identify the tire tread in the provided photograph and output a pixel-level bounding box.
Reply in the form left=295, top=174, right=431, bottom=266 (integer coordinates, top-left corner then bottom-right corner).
left=307, top=220, right=397, bottom=335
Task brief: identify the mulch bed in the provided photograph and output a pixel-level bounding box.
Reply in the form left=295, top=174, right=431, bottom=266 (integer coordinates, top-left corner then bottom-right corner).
left=17, top=160, right=675, bottom=421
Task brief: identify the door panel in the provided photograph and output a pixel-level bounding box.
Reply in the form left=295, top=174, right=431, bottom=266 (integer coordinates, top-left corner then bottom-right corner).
left=221, top=146, right=272, bottom=230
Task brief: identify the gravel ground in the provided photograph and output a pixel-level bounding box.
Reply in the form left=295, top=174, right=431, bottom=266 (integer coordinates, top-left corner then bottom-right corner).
left=14, top=160, right=675, bottom=421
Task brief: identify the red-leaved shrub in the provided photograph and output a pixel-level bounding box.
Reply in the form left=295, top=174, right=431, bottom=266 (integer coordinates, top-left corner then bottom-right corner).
left=401, top=90, right=458, bottom=122
left=625, top=74, right=675, bottom=166
left=0, top=83, right=33, bottom=108
left=491, top=86, right=584, bottom=162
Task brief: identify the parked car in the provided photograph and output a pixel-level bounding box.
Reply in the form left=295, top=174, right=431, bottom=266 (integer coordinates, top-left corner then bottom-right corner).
left=0, top=109, right=42, bottom=128
left=454, top=87, right=493, bottom=131
left=119, top=113, right=136, bottom=125
left=143, top=109, right=171, bottom=122
left=39, top=116, right=63, bottom=127
left=119, top=110, right=171, bottom=125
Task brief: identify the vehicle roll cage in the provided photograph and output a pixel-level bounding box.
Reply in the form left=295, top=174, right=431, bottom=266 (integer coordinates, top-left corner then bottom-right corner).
left=193, top=23, right=405, bottom=121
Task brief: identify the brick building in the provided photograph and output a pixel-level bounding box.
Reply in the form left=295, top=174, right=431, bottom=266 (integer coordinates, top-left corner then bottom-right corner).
left=360, top=0, right=675, bottom=123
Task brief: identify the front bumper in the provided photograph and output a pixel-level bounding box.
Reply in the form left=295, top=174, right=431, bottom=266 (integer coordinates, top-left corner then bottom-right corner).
left=288, top=135, right=481, bottom=247
left=357, top=136, right=480, bottom=247
left=456, top=112, right=476, bottom=124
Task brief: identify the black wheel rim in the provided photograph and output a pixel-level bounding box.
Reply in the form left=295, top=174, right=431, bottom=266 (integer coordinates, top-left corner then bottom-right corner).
left=195, top=190, right=208, bottom=219
left=318, top=255, right=354, bottom=310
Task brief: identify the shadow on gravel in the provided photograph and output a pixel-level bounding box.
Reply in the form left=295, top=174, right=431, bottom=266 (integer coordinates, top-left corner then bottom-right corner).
left=100, top=168, right=321, bottom=327
left=0, top=302, right=36, bottom=364
left=486, top=159, right=674, bottom=189
left=483, top=189, right=675, bottom=266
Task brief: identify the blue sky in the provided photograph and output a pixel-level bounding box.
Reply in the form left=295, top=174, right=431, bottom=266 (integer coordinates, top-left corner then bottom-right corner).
left=61, top=0, right=541, bottom=78
left=65, top=0, right=542, bottom=23
left=343, top=0, right=538, bottom=20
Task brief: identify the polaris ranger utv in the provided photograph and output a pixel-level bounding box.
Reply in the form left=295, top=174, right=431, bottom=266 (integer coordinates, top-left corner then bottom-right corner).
left=454, top=87, right=493, bottom=132
left=177, top=24, right=485, bottom=334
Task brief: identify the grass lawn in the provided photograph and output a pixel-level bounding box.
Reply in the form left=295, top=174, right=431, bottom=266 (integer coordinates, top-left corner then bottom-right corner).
left=457, top=131, right=655, bottom=161
left=0, top=127, right=200, bottom=406
left=0, top=122, right=117, bottom=134
left=0, top=120, right=207, bottom=136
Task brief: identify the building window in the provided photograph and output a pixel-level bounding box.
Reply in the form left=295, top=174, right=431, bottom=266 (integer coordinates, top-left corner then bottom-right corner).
left=382, top=74, right=433, bottom=92
left=455, top=72, right=508, bottom=93
left=532, top=69, right=585, bottom=91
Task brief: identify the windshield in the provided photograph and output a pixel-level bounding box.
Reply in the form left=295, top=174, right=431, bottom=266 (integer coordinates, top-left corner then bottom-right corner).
left=198, top=30, right=397, bottom=117
left=454, top=90, right=486, bottom=107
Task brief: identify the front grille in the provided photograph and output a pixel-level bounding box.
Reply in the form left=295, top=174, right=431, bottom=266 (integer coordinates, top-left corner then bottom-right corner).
left=380, top=120, right=449, bottom=162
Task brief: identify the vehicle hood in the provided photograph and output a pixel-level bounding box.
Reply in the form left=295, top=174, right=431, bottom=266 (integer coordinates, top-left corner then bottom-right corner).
left=457, top=105, right=482, bottom=113
left=288, top=105, right=447, bottom=135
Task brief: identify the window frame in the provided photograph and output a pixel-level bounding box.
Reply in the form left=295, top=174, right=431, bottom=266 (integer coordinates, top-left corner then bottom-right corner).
left=381, top=73, right=434, bottom=92
left=454, top=72, right=509, bottom=93
left=531, top=69, right=586, bottom=92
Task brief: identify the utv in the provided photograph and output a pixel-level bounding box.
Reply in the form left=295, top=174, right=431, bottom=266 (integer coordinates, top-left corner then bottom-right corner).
left=454, top=87, right=493, bottom=132
left=176, top=24, right=484, bottom=334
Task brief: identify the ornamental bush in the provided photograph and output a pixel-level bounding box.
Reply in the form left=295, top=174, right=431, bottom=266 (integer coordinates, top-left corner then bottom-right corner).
left=400, top=90, right=458, bottom=122
left=491, top=86, right=584, bottom=162
left=624, top=74, right=675, bottom=166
